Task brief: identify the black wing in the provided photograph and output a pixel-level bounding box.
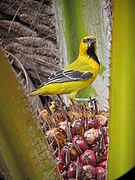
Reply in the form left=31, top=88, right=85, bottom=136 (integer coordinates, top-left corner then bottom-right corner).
left=43, top=70, right=93, bottom=85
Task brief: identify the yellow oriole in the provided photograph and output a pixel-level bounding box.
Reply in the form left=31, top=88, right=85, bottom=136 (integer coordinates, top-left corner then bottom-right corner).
left=30, top=36, right=100, bottom=100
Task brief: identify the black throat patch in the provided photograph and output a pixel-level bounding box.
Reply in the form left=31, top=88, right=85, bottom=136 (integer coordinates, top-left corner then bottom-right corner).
left=86, top=45, right=100, bottom=65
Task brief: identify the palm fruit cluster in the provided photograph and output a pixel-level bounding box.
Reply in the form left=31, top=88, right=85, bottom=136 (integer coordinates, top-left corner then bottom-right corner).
left=39, top=98, right=109, bottom=180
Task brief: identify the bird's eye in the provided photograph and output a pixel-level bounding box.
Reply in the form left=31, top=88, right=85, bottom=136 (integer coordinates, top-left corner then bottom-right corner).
left=90, top=38, right=96, bottom=42
left=83, top=38, right=90, bottom=43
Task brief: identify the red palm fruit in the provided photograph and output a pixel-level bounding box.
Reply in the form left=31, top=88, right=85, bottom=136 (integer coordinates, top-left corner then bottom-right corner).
left=98, top=160, right=107, bottom=169
left=71, top=119, right=84, bottom=136
left=82, top=164, right=96, bottom=179
left=84, top=128, right=99, bottom=145
left=103, top=145, right=109, bottom=160
left=87, top=117, right=99, bottom=129
left=80, top=150, right=96, bottom=166
left=104, top=135, right=109, bottom=144
left=72, top=160, right=83, bottom=179
left=105, top=144, right=109, bottom=152
left=91, top=143, right=100, bottom=152
left=72, top=135, right=89, bottom=153
left=96, top=166, right=105, bottom=180
left=62, top=142, right=79, bottom=162
left=68, top=162, right=76, bottom=178
left=55, top=155, right=64, bottom=173
left=98, top=127, right=105, bottom=137
left=102, top=127, right=108, bottom=137
left=94, top=114, right=108, bottom=127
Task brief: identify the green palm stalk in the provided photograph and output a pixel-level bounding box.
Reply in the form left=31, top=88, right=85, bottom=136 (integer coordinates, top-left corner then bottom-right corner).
left=108, top=0, right=135, bottom=179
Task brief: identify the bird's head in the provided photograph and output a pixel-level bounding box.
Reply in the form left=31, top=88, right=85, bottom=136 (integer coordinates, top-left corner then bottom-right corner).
left=79, top=36, right=96, bottom=56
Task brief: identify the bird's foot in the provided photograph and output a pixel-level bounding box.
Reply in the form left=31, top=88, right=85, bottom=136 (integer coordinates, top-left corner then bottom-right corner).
left=57, top=95, right=68, bottom=111
left=89, top=97, right=98, bottom=114
left=75, top=97, right=98, bottom=114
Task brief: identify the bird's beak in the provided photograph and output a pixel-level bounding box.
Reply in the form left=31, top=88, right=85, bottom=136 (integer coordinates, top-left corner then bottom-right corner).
left=91, top=38, right=96, bottom=42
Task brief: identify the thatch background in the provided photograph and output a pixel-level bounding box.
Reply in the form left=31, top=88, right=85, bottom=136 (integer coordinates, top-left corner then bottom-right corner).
left=0, top=0, right=60, bottom=87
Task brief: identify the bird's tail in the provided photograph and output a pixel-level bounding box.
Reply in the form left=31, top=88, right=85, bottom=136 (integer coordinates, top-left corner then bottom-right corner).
left=28, top=89, right=41, bottom=96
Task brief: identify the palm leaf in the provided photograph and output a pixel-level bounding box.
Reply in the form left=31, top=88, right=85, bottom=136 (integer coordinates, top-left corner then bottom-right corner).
left=0, top=48, right=61, bottom=179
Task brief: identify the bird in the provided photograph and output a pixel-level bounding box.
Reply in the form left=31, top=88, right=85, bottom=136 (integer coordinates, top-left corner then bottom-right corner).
left=30, top=36, right=100, bottom=100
